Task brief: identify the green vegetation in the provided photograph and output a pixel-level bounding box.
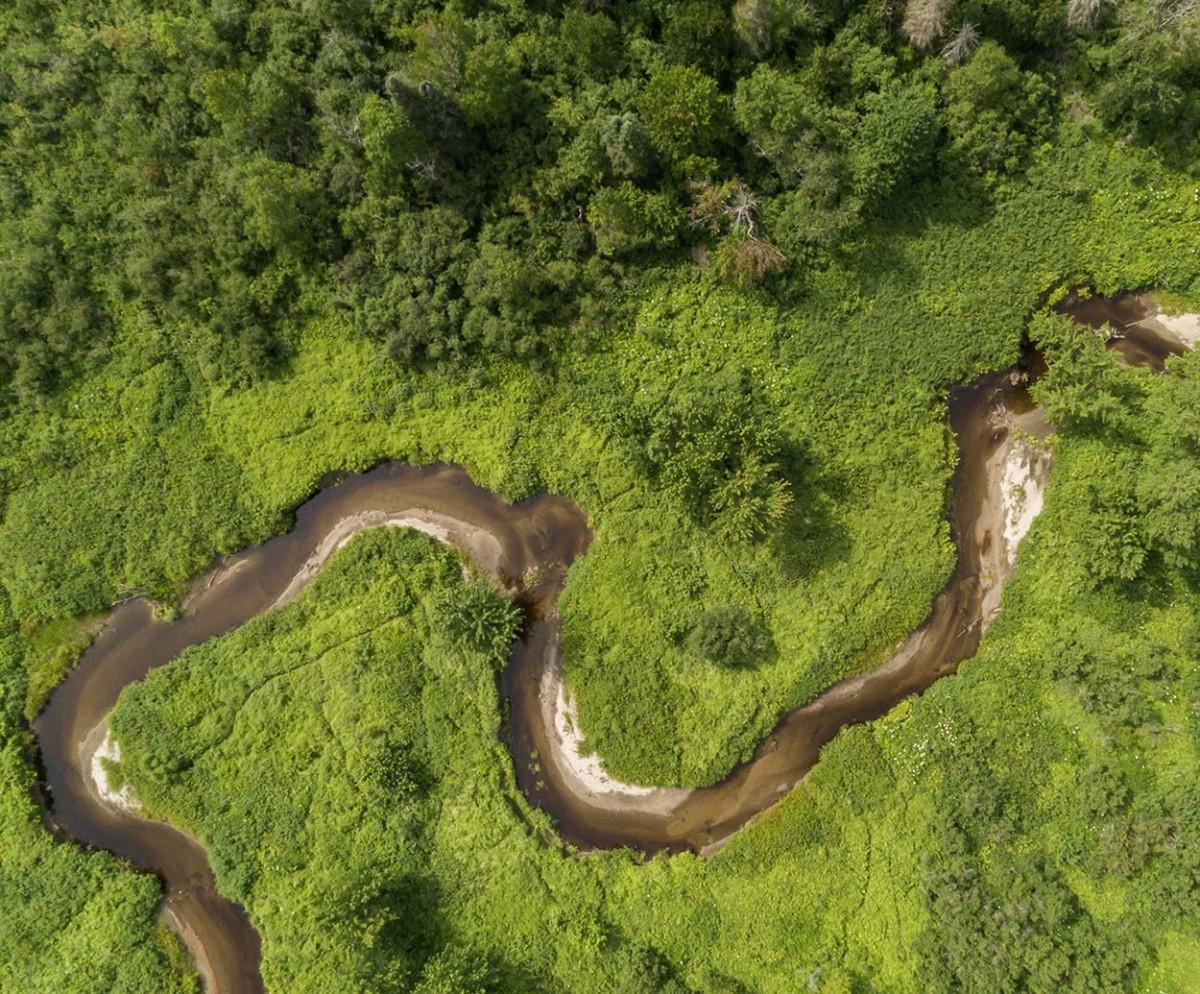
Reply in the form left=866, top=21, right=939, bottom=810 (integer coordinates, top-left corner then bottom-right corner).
left=4, top=0, right=1200, bottom=988
left=22, top=613, right=104, bottom=719
left=687, top=605, right=773, bottom=670
left=0, top=589, right=196, bottom=993
left=108, top=420, right=1200, bottom=992
left=436, top=581, right=521, bottom=661
left=904, top=340, right=1200, bottom=994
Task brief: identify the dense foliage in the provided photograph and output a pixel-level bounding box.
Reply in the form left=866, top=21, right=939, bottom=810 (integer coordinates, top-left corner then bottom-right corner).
left=435, top=581, right=521, bottom=661
left=3, top=0, right=1198, bottom=400
left=110, top=433, right=1200, bottom=993
left=5, top=0, right=1200, bottom=989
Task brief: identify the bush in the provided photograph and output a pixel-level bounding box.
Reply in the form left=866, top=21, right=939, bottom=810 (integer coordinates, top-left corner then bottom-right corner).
left=687, top=605, right=772, bottom=670
left=435, top=582, right=521, bottom=666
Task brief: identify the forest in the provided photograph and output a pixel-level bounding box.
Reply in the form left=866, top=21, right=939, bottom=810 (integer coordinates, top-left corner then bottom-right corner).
left=3, top=0, right=1200, bottom=989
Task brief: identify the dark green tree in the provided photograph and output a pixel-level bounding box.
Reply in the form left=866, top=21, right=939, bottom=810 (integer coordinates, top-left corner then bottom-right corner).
left=436, top=582, right=520, bottom=666
left=687, top=605, right=773, bottom=669
left=636, top=66, right=729, bottom=175
left=848, top=84, right=941, bottom=204
left=621, top=363, right=794, bottom=541
left=943, top=41, right=1053, bottom=179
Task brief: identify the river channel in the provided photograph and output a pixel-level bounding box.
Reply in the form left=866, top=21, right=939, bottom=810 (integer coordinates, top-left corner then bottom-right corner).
left=31, top=292, right=1191, bottom=992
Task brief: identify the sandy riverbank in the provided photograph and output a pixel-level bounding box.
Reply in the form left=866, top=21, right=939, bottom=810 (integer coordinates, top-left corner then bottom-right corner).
left=70, top=376, right=1064, bottom=872
left=535, top=630, right=691, bottom=817
left=81, top=719, right=141, bottom=814
left=38, top=373, right=1063, bottom=994
left=161, top=904, right=218, bottom=994
left=1000, top=439, right=1048, bottom=569
left=526, top=371, right=1059, bottom=832
left=270, top=509, right=503, bottom=610
left=1146, top=306, right=1200, bottom=350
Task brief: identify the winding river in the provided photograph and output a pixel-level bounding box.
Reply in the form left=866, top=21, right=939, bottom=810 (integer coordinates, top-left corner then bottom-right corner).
left=31, top=293, right=1193, bottom=992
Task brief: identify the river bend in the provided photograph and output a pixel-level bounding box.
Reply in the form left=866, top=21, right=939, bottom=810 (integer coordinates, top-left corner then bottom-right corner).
left=33, top=291, right=1191, bottom=993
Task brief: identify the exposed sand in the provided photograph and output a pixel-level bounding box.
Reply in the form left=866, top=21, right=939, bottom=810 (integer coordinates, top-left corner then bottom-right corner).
left=529, top=382, right=1058, bottom=825
left=269, top=504, right=668, bottom=809
left=160, top=904, right=218, bottom=994
left=1069, top=292, right=1199, bottom=364
left=70, top=388, right=1062, bottom=858
left=46, top=381, right=1065, bottom=994
left=180, top=557, right=251, bottom=613
left=270, top=509, right=503, bottom=610
left=977, top=406, right=1053, bottom=626
left=81, top=719, right=141, bottom=814
left=536, top=630, right=691, bottom=815
left=800, top=411, right=1054, bottom=716
left=1149, top=308, right=1200, bottom=350
left=999, top=437, right=1050, bottom=571
left=278, top=501, right=690, bottom=815
left=39, top=297, right=1182, bottom=994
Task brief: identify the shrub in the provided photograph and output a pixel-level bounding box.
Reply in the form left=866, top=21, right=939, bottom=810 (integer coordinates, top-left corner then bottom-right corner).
left=687, top=605, right=772, bottom=669
left=435, top=582, right=521, bottom=666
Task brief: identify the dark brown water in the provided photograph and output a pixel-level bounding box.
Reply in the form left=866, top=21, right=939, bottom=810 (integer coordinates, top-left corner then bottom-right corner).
left=1059, top=290, right=1188, bottom=371
left=34, top=464, right=588, bottom=994
left=33, top=314, right=1118, bottom=990
left=504, top=365, right=1030, bottom=852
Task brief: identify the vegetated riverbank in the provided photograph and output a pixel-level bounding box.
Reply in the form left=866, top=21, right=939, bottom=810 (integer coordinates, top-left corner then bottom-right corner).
left=1064, top=291, right=1200, bottom=369
left=34, top=359, right=1039, bottom=991
left=5, top=0, right=1200, bottom=981
left=503, top=362, right=1053, bottom=852
left=31, top=292, right=1197, bottom=992
left=35, top=466, right=587, bottom=994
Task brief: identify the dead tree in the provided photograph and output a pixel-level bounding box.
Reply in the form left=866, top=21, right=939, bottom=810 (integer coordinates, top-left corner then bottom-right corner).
left=941, top=22, right=980, bottom=64
left=901, top=0, right=954, bottom=49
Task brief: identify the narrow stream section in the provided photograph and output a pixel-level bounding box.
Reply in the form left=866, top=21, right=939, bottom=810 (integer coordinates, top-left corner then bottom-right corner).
left=31, top=293, right=1193, bottom=992
left=34, top=467, right=590, bottom=994
left=504, top=362, right=1050, bottom=853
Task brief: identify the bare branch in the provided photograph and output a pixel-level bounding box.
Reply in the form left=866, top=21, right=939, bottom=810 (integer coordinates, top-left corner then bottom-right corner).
left=688, top=180, right=761, bottom=237
left=1067, top=0, right=1107, bottom=31
left=408, top=157, right=439, bottom=184
left=941, top=22, right=979, bottom=64
left=1157, top=0, right=1199, bottom=28
left=734, top=237, right=787, bottom=285
left=732, top=0, right=773, bottom=56
left=323, top=113, right=363, bottom=148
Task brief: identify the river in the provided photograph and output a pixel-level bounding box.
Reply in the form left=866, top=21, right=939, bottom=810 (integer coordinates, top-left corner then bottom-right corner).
left=30, top=292, right=1192, bottom=992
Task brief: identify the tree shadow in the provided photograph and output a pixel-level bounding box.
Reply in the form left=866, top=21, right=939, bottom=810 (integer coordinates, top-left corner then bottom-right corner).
left=370, top=872, right=448, bottom=973
left=362, top=873, right=551, bottom=992
left=771, top=436, right=851, bottom=585
left=837, top=170, right=997, bottom=302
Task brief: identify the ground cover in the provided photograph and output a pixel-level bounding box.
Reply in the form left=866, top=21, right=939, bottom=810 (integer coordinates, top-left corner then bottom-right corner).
left=4, top=0, right=1200, bottom=986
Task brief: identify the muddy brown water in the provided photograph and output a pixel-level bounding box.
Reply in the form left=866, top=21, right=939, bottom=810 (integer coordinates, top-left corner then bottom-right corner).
left=33, top=465, right=588, bottom=994
left=32, top=371, right=1025, bottom=991
left=505, top=365, right=1030, bottom=853
left=1059, top=290, right=1189, bottom=371
left=34, top=301, right=1135, bottom=991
